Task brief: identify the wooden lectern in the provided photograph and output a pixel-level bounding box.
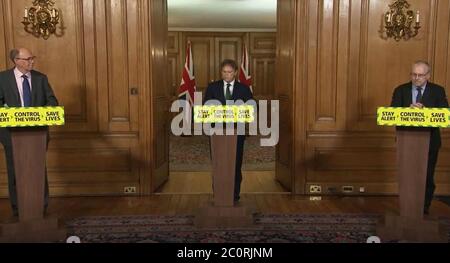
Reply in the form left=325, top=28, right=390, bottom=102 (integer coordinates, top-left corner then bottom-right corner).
left=377, top=130, right=447, bottom=242
left=0, top=127, right=66, bottom=242
left=195, top=128, right=254, bottom=228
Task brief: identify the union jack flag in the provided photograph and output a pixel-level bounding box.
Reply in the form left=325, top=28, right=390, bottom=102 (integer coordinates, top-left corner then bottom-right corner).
left=239, top=43, right=253, bottom=93
left=178, top=41, right=197, bottom=105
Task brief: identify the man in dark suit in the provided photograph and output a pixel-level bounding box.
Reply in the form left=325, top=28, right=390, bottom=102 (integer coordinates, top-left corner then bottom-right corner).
left=204, top=59, right=254, bottom=203
left=0, top=48, right=59, bottom=217
left=391, top=61, right=449, bottom=215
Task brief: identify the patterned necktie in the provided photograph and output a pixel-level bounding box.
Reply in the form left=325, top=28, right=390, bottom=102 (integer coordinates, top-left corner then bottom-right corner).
left=416, top=87, right=423, bottom=104
left=226, top=83, right=232, bottom=100
left=22, top=75, right=32, bottom=107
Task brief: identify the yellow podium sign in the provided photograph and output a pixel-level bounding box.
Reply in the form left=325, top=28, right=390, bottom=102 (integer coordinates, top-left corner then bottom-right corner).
left=377, top=107, right=450, bottom=128
left=0, top=107, right=65, bottom=127
left=194, top=105, right=255, bottom=123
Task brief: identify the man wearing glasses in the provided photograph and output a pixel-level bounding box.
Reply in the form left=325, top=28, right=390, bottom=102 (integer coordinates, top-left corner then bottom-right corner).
left=0, top=48, right=58, bottom=218
left=391, top=61, right=449, bottom=215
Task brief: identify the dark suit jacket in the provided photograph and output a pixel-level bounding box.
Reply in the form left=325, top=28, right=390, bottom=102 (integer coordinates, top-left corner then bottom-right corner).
left=204, top=80, right=254, bottom=136
left=391, top=81, right=449, bottom=149
left=0, top=68, right=59, bottom=142
left=204, top=80, right=253, bottom=105
left=0, top=68, right=58, bottom=107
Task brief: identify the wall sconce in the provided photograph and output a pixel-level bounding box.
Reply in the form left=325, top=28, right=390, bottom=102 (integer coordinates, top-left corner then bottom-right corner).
left=383, top=0, right=420, bottom=41
left=22, top=0, right=60, bottom=40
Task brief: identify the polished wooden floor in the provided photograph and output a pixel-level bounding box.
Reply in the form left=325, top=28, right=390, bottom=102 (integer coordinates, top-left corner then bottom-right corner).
left=158, top=171, right=287, bottom=193
left=1, top=172, right=450, bottom=223
left=1, top=194, right=450, bottom=223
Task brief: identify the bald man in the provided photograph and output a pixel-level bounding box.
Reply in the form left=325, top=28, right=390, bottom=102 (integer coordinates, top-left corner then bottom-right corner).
left=391, top=61, right=449, bottom=215
left=0, top=48, right=58, bottom=217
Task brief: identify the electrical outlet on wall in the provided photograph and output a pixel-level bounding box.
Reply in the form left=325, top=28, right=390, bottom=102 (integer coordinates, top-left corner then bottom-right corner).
left=124, top=186, right=137, bottom=194
left=309, top=185, right=322, bottom=193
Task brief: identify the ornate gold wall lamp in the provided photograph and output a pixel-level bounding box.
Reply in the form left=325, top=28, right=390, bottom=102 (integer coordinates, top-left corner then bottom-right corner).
left=383, top=0, right=421, bottom=41
left=22, top=0, right=60, bottom=40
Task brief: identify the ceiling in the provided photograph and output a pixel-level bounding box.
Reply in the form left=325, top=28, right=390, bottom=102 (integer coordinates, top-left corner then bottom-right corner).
left=168, top=0, right=277, bottom=31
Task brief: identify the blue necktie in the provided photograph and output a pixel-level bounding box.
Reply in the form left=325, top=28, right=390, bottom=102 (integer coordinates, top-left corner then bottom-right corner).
left=416, top=87, right=423, bottom=104
left=22, top=75, right=32, bottom=107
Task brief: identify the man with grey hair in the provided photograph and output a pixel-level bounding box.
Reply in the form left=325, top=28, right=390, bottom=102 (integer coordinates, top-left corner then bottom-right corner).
left=391, top=60, right=449, bottom=215
left=0, top=48, right=58, bottom=217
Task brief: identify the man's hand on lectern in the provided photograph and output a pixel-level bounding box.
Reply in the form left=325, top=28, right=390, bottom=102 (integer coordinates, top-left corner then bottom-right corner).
left=410, top=103, right=424, bottom=109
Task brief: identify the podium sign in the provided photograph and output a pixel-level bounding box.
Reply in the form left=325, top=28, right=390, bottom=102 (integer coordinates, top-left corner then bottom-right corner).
left=377, top=107, right=450, bottom=128
left=194, top=105, right=255, bottom=123
left=0, top=106, right=65, bottom=128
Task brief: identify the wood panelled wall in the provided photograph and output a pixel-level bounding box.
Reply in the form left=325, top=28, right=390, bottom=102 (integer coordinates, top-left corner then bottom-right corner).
left=287, top=0, right=450, bottom=195
left=167, top=32, right=276, bottom=101
left=0, top=0, right=168, bottom=196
